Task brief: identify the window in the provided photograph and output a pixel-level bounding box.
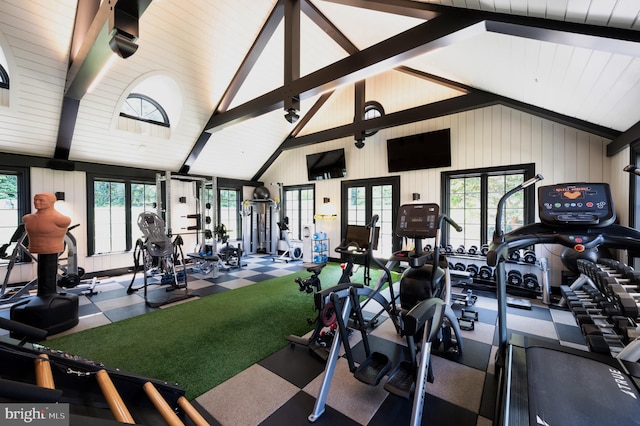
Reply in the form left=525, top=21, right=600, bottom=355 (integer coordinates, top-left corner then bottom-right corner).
left=88, top=174, right=156, bottom=255
left=342, top=177, right=399, bottom=259
left=443, top=164, right=536, bottom=250
left=284, top=185, right=315, bottom=240
left=120, top=93, right=170, bottom=127
left=0, top=64, right=8, bottom=89
left=219, top=189, right=241, bottom=240
left=0, top=167, right=29, bottom=262
left=131, top=183, right=157, bottom=240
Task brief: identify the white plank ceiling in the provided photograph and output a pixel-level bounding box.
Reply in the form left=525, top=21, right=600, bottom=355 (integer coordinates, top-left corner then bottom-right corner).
left=0, top=0, right=639, bottom=180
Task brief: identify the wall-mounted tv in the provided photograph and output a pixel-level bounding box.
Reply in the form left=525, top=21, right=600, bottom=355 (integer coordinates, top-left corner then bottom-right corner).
left=306, top=148, right=347, bottom=181
left=387, top=128, right=451, bottom=173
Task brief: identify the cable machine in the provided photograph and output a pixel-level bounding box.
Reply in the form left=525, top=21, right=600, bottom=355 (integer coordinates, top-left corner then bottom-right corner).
left=242, top=186, right=278, bottom=255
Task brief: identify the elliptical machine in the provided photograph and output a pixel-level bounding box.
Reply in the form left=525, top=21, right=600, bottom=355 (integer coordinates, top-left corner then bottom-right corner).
left=392, top=202, right=465, bottom=354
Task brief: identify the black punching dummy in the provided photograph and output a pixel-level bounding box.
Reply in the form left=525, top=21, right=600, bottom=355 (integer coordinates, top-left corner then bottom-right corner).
left=11, top=193, right=79, bottom=338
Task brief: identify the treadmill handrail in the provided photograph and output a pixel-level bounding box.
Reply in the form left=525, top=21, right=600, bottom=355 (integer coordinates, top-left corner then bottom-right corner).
left=487, top=223, right=640, bottom=266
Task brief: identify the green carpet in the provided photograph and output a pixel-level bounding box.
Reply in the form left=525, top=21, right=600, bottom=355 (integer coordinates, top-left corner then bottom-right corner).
left=45, top=263, right=390, bottom=400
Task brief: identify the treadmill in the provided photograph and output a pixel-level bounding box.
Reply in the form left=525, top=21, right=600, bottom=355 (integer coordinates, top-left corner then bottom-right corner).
left=487, top=179, right=640, bottom=425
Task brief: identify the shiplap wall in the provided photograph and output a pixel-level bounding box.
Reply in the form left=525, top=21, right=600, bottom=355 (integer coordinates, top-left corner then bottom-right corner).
left=1, top=104, right=629, bottom=287
left=262, top=104, right=626, bottom=287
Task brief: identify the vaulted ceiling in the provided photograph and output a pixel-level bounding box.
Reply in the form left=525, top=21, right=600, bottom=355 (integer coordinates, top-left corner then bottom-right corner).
left=1, top=0, right=640, bottom=181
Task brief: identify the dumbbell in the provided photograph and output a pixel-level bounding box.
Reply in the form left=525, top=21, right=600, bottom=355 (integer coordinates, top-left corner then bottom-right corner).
left=522, top=273, right=539, bottom=291
left=523, top=250, right=537, bottom=264
left=480, top=244, right=489, bottom=257
left=444, top=245, right=454, bottom=254
left=467, top=245, right=478, bottom=255
left=424, top=244, right=432, bottom=252
left=508, top=250, right=521, bottom=262
left=456, top=245, right=466, bottom=254
left=454, top=262, right=466, bottom=271
left=507, top=270, right=523, bottom=287
left=466, top=264, right=479, bottom=278
left=608, top=284, right=640, bottom=319
left=478, top=265, right=493, bottom=281
left=564, top=289, right=623, bottom=318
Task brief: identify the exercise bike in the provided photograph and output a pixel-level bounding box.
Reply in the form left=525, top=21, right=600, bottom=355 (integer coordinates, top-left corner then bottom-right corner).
left=287, top=216, right=392, bottom=360
left=308, top=206, right=464, bottom=425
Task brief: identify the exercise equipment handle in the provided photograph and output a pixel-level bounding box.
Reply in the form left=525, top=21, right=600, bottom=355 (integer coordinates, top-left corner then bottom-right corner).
left=0, top=317, right=48, bottom=343
left=439, top=214, right=462, bottom=232
left=492, top=174, right=543, bottom=244
left=624, top=165, right=640, bottom=177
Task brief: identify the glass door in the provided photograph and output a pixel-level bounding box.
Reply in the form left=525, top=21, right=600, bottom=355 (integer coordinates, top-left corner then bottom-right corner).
left=341, top=177, right=400, bottom=259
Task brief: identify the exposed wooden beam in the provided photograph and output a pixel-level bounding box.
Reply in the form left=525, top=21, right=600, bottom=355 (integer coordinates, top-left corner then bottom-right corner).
left=181, top=1, right=285, bottom=173
left=321, top=0, right=442, bottom=20
left=204, top=12, right=485, bottom=133
left=55, top=0, right=152, bottom=161
left=218, top=1, right=284, bottom=112
left=252, top=91, right=335, bottom=181
left=301, top=0, right=359, bottom=54
left=608, top=120, right=640, bottom=157
left=281, top=92, right=497, bottom=150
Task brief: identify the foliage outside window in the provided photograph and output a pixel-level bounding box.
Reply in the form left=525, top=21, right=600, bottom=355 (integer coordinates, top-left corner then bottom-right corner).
left=219, top=189, right=240, bottom=240
left=444, top=164, right=535, bottom=249
left=284, top=186, right=314, bottom=240
left=0, top=173, right=19, bottom=252
left=120, top=93, right=169, bottom=127
left=131, top=183, right=157, bottom=241
left=90, top=177, right=156, bottom=255
left=343, top=177, right=399, bottom=259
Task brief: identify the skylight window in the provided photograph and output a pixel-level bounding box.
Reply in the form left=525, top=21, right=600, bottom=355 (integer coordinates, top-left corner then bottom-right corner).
left=120, top=93, right=169, bottom=127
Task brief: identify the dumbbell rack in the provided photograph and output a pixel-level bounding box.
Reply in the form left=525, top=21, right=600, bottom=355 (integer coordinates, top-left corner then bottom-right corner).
left=444, top=245, right=549, bottom=301
left=561, top=258, right=640, bottom=357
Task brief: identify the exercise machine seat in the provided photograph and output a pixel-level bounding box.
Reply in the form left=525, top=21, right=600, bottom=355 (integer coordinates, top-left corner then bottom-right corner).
left=399, top=264, right=445, bottom=310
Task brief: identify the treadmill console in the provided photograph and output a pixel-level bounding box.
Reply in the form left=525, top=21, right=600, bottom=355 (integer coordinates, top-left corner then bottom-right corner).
left=397, top=203, right=439, bottom=239
left=538, top=183, right=615, bottom=227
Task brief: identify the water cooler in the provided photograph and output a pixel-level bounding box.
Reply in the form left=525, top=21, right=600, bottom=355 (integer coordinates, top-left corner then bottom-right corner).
left=302, top=225, right=312, bottom=263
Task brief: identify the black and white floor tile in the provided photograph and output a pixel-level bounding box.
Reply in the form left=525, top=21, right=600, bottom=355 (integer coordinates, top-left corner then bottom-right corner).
left=0, top=254, right=588, bottom=425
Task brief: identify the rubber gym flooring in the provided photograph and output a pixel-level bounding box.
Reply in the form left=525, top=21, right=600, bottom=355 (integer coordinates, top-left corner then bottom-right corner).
left=0, top=254, right=588, bottom=425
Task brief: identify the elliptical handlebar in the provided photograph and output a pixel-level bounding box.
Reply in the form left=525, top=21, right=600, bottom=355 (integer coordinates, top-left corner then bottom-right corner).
left=439, top=214, right=462, bottom=233
left=492, top=174, right=543, bottom=244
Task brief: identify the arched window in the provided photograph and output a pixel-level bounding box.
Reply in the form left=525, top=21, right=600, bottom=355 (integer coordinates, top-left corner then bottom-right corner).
left=119, top=93, right=169, bottom=127
left=0, top=64, right=9, bottom=89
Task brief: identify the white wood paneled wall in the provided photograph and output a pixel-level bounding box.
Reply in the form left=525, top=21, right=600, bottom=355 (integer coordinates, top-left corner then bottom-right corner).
left=262, top=104, right=620, bottom=287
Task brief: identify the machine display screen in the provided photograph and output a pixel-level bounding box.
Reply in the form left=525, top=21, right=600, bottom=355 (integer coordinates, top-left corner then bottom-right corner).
left=538, top=183, right=615, bottom=227
left=397, top=203, right=439, bottom=239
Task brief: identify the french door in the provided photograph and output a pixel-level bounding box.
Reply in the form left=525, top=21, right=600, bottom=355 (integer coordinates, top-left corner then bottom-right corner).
left=341, top=177, right=400, bottom=259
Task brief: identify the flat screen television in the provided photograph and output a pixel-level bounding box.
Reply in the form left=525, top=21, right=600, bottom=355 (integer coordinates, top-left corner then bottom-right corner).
left=387, top=128, right=451, bottom=172
left=306, top=148, right=347, bottom=181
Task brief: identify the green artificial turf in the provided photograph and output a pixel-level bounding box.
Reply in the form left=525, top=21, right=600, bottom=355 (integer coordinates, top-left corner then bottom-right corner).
left=45, top=262, right=391, bottom=400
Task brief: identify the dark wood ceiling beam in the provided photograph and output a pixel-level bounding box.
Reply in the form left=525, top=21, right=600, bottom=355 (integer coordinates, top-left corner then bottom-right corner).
left=395, top=66, right=470, bottom=93
left=281, top=92, right=497, bottom=150
left=397, top=66, right=619, bottom=140
left=180, top=2, right=285, bottom=173
left=320, top=0, right=442, bottom=20
left=354, top=81, right=365, bottom=141
left=284, top=0, right=301, bottom=112
left=55, top=0, right=152, bottom=161
left=251, top=91, right=334, bottom=180
left=204, top=12, right=485, bottom=133
left=324, top=0, right=640, bottom=53
left=301, top=0, right=359, bottom=54
left=608, top=120, right=640, bottom=157
left=218, top=1, right=284, bottom=112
